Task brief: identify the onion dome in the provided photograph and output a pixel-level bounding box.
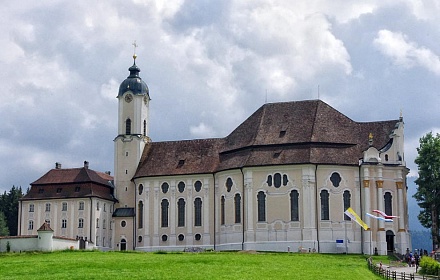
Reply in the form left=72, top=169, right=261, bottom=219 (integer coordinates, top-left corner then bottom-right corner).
left=118, top=54, right=149, bottom=97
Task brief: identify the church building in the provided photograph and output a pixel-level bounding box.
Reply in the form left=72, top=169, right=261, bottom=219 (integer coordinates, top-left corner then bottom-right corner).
left=19, top=54, right=411, bottom=255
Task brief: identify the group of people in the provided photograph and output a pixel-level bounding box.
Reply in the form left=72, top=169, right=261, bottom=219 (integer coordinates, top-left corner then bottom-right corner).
left=405, top=249, right=423, bottom=272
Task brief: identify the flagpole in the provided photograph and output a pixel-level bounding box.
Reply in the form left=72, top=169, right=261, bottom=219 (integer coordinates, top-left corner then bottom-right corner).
left=344, top=220, right=348, bottom=254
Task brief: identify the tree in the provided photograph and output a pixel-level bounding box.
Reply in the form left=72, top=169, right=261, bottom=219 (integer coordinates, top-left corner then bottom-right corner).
left=0, top=211, right=9, bottom=236
left=414, top=132, right=440, bottom=251
left=0, top=186, right=24, bottom=236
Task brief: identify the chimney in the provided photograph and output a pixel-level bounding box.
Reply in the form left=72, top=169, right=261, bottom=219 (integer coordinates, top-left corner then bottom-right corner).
left=55, top=162, right=62, bottom=169
left=105, top=171, right=111, bottom=175
left=84, top=161, right=89, bottom=169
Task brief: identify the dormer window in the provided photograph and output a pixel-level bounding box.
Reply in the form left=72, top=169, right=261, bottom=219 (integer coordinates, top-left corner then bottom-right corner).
left=177, top=159, right=185, bottom=168
left=279, top=130, right=286, bottom=137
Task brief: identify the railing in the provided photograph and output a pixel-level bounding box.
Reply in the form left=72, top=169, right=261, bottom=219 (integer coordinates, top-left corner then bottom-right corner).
left=367, top=257, right=439, bottom=280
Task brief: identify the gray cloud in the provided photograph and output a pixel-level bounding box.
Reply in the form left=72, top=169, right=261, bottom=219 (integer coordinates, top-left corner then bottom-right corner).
left=0, top=1, right=438, bottom=193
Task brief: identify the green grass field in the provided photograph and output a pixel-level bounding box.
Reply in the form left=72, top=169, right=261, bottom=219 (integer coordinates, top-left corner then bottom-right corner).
left=0, top=250, right=384, bottom=279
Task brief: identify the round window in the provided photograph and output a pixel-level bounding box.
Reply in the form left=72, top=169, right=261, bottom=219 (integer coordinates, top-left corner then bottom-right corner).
left=330, top=172, right=342, bottom=188
left=178, top=181, right=185, bottom=193
left=161, top=182, right=169, bottom=194
left=194, top=181, right=202, bottom=192
left=121, top=220, right=126, bottom=227
left=161, top=235, right=168, bottom=242
left=138, top=236, right=143, bottom=243
left=195, top=233, right=201, bottom=241
left=178, top=234, right=185, bottom=241
left=139, top=184, right=144, bottom=195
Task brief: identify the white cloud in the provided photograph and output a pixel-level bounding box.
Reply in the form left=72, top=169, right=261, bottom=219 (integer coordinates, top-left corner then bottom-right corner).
left=190, top=122, right=216, bottom=138
left=374, top=29, right=440, bottom=75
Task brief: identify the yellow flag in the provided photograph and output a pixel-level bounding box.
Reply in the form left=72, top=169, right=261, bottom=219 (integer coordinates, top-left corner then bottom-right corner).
left=344, top=207, right=369, bottom=230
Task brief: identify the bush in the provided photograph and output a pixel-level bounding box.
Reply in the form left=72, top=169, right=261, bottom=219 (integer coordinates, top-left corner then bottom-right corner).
left=419, top=256, right=440, bottom=275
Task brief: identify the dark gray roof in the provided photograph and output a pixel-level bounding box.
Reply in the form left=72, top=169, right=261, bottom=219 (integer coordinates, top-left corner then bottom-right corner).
left=113, top=207, right=135, bottom=217
left=118, top=60, right=149, bottom=97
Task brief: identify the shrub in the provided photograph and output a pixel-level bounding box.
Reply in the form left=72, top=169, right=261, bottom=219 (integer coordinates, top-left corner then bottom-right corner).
left=419, top=256, right=440, bottom=275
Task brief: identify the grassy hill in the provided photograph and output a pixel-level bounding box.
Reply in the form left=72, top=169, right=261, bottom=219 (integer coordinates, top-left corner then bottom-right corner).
left=0, top=250, right=383, bottom=279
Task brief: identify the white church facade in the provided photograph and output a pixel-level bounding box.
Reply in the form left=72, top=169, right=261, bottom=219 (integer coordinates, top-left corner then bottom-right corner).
left=18, top=55, right=411, bottom=255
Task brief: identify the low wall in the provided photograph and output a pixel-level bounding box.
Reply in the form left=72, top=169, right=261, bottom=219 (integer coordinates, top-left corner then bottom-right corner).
left=0, top=236, right=38, bottom=252
left=0, top=236, right=79, bottom=253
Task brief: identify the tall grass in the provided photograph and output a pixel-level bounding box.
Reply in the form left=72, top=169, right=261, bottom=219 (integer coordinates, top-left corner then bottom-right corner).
left=0, top=250, right=382, bottom=279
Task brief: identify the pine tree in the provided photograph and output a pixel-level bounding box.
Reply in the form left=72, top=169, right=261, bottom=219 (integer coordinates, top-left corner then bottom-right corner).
left=414, top=132, right=440, bottom=251
left=0, top=186, right=24, bottom=236
left=0, top=211, right=9, bottom=236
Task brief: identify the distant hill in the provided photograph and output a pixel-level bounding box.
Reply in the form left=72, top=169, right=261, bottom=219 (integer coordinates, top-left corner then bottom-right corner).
left=407, top=176, right=432, bottom=251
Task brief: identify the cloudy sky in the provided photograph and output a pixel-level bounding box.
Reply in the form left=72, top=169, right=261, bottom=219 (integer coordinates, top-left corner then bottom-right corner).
left=1, top=1, right=439, bottom=195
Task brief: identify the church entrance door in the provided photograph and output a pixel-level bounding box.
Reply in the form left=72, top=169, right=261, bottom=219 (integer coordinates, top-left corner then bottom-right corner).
left=120, top=239, right=127, bottom=251
left=79, top=237, right=86, bottom=250
left=386, top=230, right=395, bottom=253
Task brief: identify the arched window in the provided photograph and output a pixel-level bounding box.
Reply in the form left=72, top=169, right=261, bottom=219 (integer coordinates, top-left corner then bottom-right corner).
left=125, top=118, right=131, bottom=135
left=120, top=238, right=127, bottom=251
left=178, top=198, right=185, bottom=227
left=320, top=190, right=329, bottom=220
left=234, top=193, right=241, bottom=223
left=384, top=192, right=393, bottom=216
left=28, top=220, right=34, bottom=230
left=343, top=190, right=351, bottom=221
left=138, top=201, right=143, bottom=229
left=194, top=198, right=202, bottom=226
left=220, top=196, right=225, bottom=225
left=143, top=119, right=147, bottom=136
left=78, top=218, right=84, bottom=228
left=96, top=218, right=99, bottom=228
left=62, top=219, right=67, bottom=229
left=257, top=191, right=266, bottom=222
left=290, top=190, right=299, bottom=221
left=161, top=199, right=169, bottom=227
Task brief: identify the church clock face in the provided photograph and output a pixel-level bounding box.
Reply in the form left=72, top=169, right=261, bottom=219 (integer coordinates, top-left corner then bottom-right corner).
left=125, top=94, right=133, bottom=103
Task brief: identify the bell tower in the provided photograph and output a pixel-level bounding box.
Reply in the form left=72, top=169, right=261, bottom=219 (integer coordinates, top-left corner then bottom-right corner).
left=113, top=45, right=150, bottom=250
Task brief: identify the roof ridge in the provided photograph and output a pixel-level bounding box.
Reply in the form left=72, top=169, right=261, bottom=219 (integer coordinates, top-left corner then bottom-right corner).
left=242, top=103, right=267, bottom=166
left=154, top=138, right=222, bottom=145
left=309, top=101, right=320, bottom=162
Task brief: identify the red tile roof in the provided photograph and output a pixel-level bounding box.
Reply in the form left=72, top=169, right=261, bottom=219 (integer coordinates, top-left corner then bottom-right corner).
left=22, top=167, right=115, bottom=201
left=31, top=167, right=112, bottom=185
left=37, top=222, right=53, bottom=232
left=134, top=100, right=400, bottom=177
